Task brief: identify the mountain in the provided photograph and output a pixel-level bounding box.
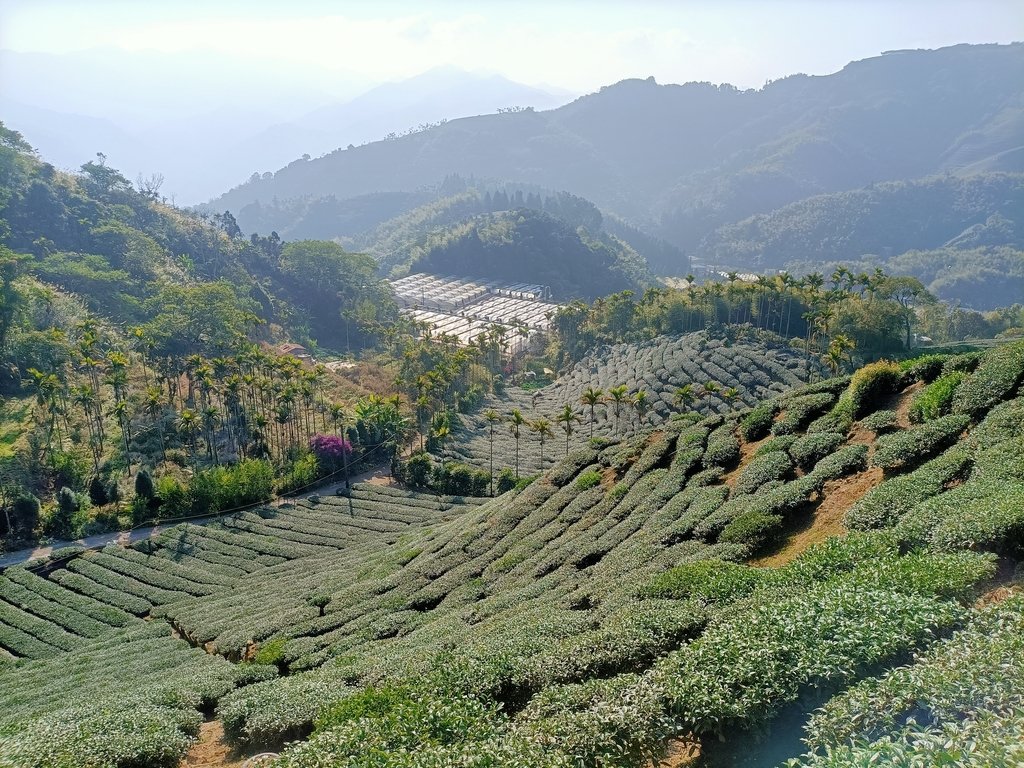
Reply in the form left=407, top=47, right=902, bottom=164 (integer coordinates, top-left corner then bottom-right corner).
left=207, top=43, right=1024, bottom=268
left=0, top=54, right=570, bottom=204
left=697, top=173, right=1024, bottom=309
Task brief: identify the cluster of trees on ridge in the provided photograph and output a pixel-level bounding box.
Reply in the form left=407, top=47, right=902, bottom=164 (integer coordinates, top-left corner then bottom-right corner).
left=546, top=269, right=1023, bottom=370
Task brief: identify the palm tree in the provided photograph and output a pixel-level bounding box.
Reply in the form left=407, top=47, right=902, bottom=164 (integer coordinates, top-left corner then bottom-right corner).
left=111, top=400, right=133, bottom=476
left=722, top=387, right=741, bottom=408
left=825, top=334, right=856, bottom=376
left=202, top=405, right=221, bottom=465
left=607, top=385, right=630, bottom=433
left=177, top=408, right=200, bottom=468
left=702, top=381, right=720, bottom=405
left=484, top=409, right=502, bottom=495
left=508, top=409, right=526, bottom=478
left=633, top=390, right=652, bottom=426
left=580, top=387, right=604, bottom=438
left=328, top=403, right=352, bottom=488
left=673, top=384, right=695, bottom=412
left=431, top=411, right=451, bottom=469
left=555, top=404, right=579, bottom=456
left=530, top=417, right=554, bottom=469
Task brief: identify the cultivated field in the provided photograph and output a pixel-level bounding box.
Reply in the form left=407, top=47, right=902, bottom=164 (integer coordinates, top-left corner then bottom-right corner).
left=1, top=341, right=1022, bottom=767
left=441, top=331, right=821, bottom=474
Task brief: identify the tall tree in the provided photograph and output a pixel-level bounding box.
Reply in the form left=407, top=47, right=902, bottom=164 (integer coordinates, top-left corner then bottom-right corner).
left=508, top=409, right=526, bottom=479
left=580, top=387, right=604, bottom=438
left=555, top=404, right=579, bottom=456
left=483, top=409, right=502, bottom=495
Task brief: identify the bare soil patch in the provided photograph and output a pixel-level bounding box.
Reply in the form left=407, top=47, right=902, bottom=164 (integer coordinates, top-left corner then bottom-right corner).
left=721, top=434, right=767, bottom=491
left=751, top=467, right=884, bottom=568
left=180, top=721, right=266, bottom=768
left=892, top=382, right=923, bottom=429
left=652, top=737, right=702, bottom=767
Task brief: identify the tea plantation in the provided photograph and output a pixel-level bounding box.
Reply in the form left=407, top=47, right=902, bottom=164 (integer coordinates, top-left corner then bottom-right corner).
left=1, top=340, right=1023, bottom=768
left=442, top=331, right=821, bottom=474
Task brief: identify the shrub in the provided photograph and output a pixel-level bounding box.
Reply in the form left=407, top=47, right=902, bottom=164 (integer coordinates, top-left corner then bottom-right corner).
left=806, top=444, right=868, bottom=485
left=2, top=492, right=40, bottom=539
left=740, top=402, right=777, bottom=441
left=846, top=446, right=973, bottom=530
left=496, top=468, right=517, bottom=494
left=254, top=637, right=287, bottom=667
left=789, top=432, right=845, bottom=470
left=899, top=354, right=950, bottom=384
left=718, top=510, right=783, bottom=549
left=941, top=350, right=983, bottom=376
left=703, top=423, right=740, bottom=468
left=575, top=470, right=602, bottom=490
left=861, top=409, right=898, bottom=434
left=733, top=451, right=793, bottom=496
left=953, top=340, right=1024, bottom=416
left=276, top=452, right=320, bottom=495
left=403, top=452, right=432, bottom=488
left=753, top=434, right=798, bottom=458
left=88, top=476, right=109, bottom=506
left=308, top=434, right=352, bottom=472
left=908, top=371, right=964, bottom=423
left=872, top=414, right=971, bottom=472
left=46, top=487, right=79, bottom=539
left=134, top=468, right=155, bottom=500
left=771, top=393, right=835, bottom=435
left=647, top=560, right=768, bottom=603
left=846, top=361, right=903, bottom=418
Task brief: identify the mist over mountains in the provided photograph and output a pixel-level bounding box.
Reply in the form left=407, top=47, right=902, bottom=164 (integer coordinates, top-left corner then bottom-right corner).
left=0, top=49, right=572, bottom=204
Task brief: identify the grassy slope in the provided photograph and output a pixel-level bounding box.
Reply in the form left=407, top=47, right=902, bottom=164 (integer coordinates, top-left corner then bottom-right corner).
left=0, top=341, right=1022, bottom=767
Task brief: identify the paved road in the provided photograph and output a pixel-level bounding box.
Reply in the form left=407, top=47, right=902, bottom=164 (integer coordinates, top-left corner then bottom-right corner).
left=0, top=465, right=394, bottom=570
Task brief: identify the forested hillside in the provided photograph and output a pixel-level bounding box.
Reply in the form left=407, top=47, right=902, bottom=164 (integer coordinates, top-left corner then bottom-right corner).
left=208, top=43, right=1024, bottom=264
left=403, top=209, right=650, bottom=300
left=700, top=173, right=1024, bottom=309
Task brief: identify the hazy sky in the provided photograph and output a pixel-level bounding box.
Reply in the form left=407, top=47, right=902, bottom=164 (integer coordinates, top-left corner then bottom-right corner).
left=2, top=1, right=1020, bottom=202
left=3, top=0, right=1022, bottom=95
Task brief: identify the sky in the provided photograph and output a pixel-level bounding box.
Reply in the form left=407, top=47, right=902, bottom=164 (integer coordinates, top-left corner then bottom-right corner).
left=3, top=0, right=1022, bottom=95
left=0, top=1, right=1021, bottom=202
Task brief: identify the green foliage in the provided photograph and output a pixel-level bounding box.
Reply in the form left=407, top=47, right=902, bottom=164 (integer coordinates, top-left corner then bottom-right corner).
left=254, top=637, right=287, bottom=668
left=575, top=470, right=602, bottom=490
left=703, top=422, right=740, bottom=468
left=772, top=393, right=836, bottom=435
left=788, top=432, right=845, bottom=470
left=860, top=409, right=898, bottom=434
left=733, top=450, right=793, bottom=495
left=739, top=402, right=777, bottom=441
left=846, top=446, right=973, bottom=530
left=899, top=353, right=950, bottom=384
left=872, top=414, right=971, bottom=471
left=952, top=339, right=1024, bottom=416
left=276, top=453, right=320, bottom=495
left=794, top=596, right=1024, bottom=768
left=495, top=468, right=517, bottom=494
left=646, top=560, right=767, bottom=604
left=846, top=360, right=904, bottom=418
left=134, top=468, right=155, bottom=500
left=908, top=370, right=964, bottom=423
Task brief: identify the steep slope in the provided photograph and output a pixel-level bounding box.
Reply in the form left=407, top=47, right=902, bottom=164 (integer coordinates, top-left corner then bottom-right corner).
left=2, top=341, right=1023, bottom=767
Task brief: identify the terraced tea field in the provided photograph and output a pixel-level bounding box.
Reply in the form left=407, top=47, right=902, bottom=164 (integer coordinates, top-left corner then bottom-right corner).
left=442, top=331, right=821, bottom=474
left=1, top=341, right=1022, bottom=768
